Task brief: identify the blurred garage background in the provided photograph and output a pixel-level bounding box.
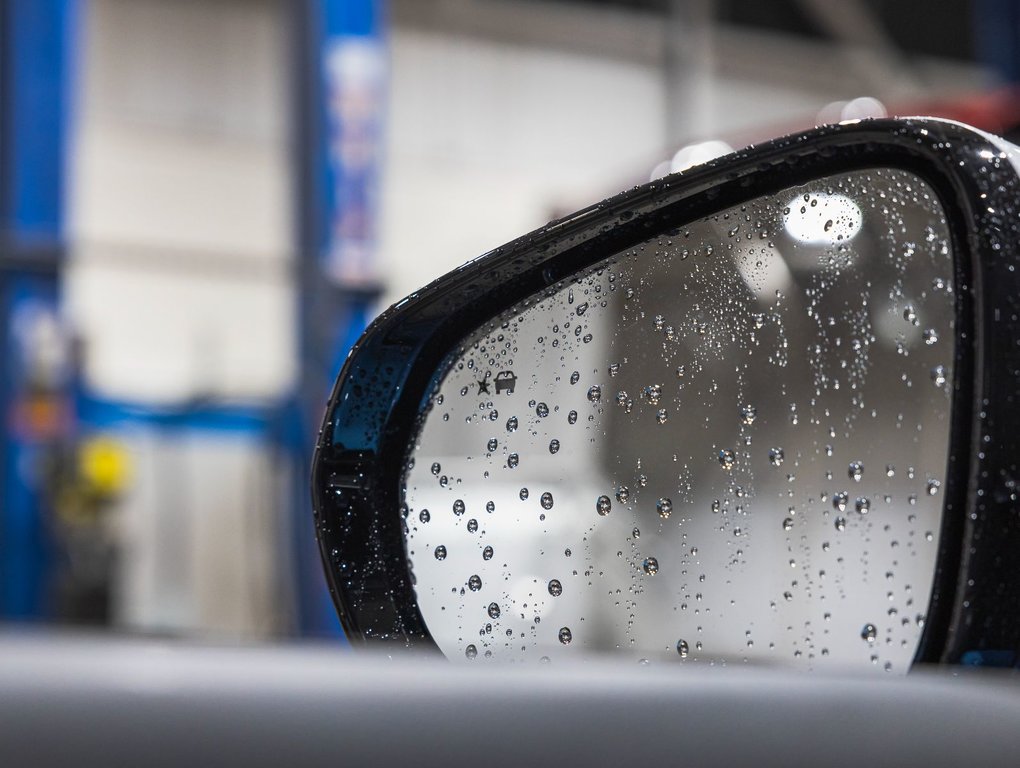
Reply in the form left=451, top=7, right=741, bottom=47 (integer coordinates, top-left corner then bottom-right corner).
left=0, top=0, right=1016, bottom=642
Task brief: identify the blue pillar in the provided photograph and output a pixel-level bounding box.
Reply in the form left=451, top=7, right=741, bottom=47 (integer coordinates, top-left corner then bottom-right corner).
left=295, top=0, right=387, bottom=637
left=0, top=0, right=79, bottom=619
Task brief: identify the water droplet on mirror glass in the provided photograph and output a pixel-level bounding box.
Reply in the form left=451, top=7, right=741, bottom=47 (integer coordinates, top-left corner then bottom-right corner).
left=536, top=402, right=549, bottom=418
left=782, top=517, right=793, bottom=531
left=855, top=497, right=871, bottom=514
left=834, top=517, right=847, bottom=532
left=596, top=495, right=613, bottom=516
left=431, top=462, right=441, bottom=476
left=656, top=498, right=673, bottom=519
left=642, top=557, right=659, bottom=575
left=769, top=447, right=784, bottom=467
left=434, top=545, right=447, bottom=560
left=506, top=416, right=518, bottom=432
left=548, top=579, right=563, bottom=597
left=677, top=639, right=690, bottom=658
left=848, top=461, right=864, bottom=482
left=549, top=439, right=560, bottom=454
left=482, top=546, right=493, bottom=561
left=467, top=518, right=478, bottom=533
left=419, top=509, right=430, bottom=523
left=931, top=365, right=947, bottom=387
left=923, top=328, right=938, bottom=345
left=903, top=306, right=918, bottom=325
left=832, top=491, right=848, bottom=512
left=465, top=644, right=478, bottom=659
left=507, top=453, right=519, bottom=469
left=487, top=602, right=501, bottom=619
left=615, top=486, right=630, bottom=503
left=453, top=499, right=465, bottom=516
left=861, top=623, right=877, bottom=643
left=656, top=409, right=668, bottom=424
left=486, top=500, right=495, bottom=513
left=541, top=492, right=554, bottom=510
left=558, top=627, right=573, bottom=645
left=487, top=438, right=498, bottom=452
left=567, top=410, right=578, bottom=425
left=740, top=404, right=757, bottom=425
left=587, top=385, right=602, bottom=402
left=927, top=479, right=941, bottom=496
left=468, top=574, right=482, bottom=591
left=718, top=449, right=736, bottom=471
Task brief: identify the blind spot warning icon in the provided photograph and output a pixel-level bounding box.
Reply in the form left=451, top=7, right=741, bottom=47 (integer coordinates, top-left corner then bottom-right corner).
left=494, top=371, right=517, bottom=394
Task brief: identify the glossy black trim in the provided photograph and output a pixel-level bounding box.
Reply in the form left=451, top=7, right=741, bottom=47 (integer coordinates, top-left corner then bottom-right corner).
left=313, top=118, right=1020, bottom=665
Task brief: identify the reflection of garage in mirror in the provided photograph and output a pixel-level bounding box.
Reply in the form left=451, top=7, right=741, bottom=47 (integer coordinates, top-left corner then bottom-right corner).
left=404, top=168, right=954, bottom=672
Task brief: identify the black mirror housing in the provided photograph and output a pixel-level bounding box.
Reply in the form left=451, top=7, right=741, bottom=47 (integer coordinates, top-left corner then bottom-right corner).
left=312, top=118, right=1020, bottom=667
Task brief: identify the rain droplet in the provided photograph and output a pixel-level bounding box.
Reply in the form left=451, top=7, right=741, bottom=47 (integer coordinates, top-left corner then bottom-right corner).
left=519, top=487, right=529, bottom=500
left=886, top=464, right=895, bottom=478
left=567, top=410, right=578, bottom=425
left=507, top=453, right=519, bottom=469
left=541, top=492, right=554, bottom=510
left=861, top=623, right=877, bottom=643
left=903, top=306, right=918, bottom=325
left=719, top=449, right=736, bottom=471
left=615, top=486, right=630, bottom=504
left=834, top=517, right=847, bottom=532
left=740, top=404, right=757, bottom=425
left=506, top=416, right=519, bottom=432
left=927, top=479, right=941, bottom=496
left=486, top=500, right=495, bottom=513
left=487, top=602, right=501, bottom=619
left=487, top=438, right=498, bottom=452
left=642, top=557, right=659, bottom=575
left=536, top=402, right=549, bottom=418
left=587, top=385, right=602, bottom=402
left=465, top=644, right=478, bottom=659
left=468, top=574, right=482, bottom=591
left=656, top=498, right=673, bottom=519
left=419, top=509, right=431, bottom=523
left=656, top=409, right=668, bottom=424
left=848, top=461, right=864, bottom=482
left=596, top=495, right=613, bottom=516
left=434, top=545, right=447, bottom=560
left=453, top=499, right=465, bottom=516
left=931, top=365, right=947, bottom=387
left=569, top=371, right=580, bottom=385
left=677, top=639, right=690, bottom=658
left=769, top=447, right=784, bottom=467
left=549, top=439, right=561, bottom=454
left=558, top=627, right=573, bottom=645
left=923, top=328, right=938, bottom=345
left=548, top=579, right=563, bottom=597
left=782, top=517, right=793, bottom=531
left=482, top=546, right=494, bottom=560
left=855, top=497, right=871, bottom=514
left=467, top=518, right=478, bottom=533
left=832, top=491, right=849, bottom=512
left=431, top=462, right=442, bottom=476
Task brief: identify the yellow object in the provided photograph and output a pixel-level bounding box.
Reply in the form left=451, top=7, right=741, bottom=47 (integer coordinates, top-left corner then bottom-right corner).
left=78, top=435, right=132, bottom=497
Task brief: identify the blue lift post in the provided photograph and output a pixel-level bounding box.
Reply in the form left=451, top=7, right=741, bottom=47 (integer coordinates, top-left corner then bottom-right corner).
left=294, top=0, right=387, bottom=637
left=0, top=0, right=79, bottom=620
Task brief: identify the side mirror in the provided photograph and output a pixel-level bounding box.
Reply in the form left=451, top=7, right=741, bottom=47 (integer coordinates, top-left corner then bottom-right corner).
left=313, top=118, right=1020, bottom=671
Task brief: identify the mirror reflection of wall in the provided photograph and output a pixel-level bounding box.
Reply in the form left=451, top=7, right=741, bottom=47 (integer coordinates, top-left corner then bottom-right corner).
left=404, top=168, right=954, bottom=672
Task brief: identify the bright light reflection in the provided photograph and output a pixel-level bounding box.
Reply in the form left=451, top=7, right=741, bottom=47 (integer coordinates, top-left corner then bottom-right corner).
left=783, top=192, right=863, bottom=244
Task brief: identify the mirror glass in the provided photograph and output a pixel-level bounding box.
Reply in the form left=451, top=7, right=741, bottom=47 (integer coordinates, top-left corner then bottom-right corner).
left=402, top=168, right=955, bottom=672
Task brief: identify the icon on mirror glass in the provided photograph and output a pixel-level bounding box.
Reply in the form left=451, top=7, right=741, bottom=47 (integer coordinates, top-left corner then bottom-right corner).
left=403, top=169, right=954, bottom=672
